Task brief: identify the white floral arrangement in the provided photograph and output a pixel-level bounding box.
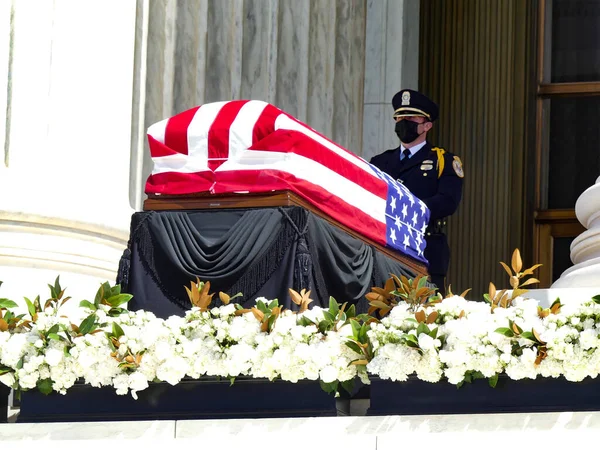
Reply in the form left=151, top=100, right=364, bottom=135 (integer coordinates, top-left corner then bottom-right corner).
left=1, top=250, right=600, bottom=400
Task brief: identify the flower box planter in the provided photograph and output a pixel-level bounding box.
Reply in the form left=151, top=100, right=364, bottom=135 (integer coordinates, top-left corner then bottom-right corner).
left=367, top=375, right=600, bottom=416
left=0, top=384, right=9, bottom=423
left=17, top=377, right=337, bottom=423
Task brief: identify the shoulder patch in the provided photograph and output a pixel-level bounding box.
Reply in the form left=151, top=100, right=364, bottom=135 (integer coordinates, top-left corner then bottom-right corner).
left=452, top=156, right=464, bottom=178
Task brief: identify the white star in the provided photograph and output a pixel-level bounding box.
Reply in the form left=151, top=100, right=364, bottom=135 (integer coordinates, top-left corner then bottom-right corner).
left=394, top=215, right=402, bottom=230
left=390, top=228, right=397, bottom=244
left=420, top=202, right=427, bottom=216
left=403, top=234, right=411, bottom=248
left=416, top=233, right=423, bottom=247
left=421, top=223, right=427, bottom=234
left=397, top=187, right=404, bottom=199
left=412, top=212, right=418, bottom=226
left=390, top=196, right=397, bottom=213
left=401, top=204, right=408, bottom=219
left=408, top=194, right=415, bottom=207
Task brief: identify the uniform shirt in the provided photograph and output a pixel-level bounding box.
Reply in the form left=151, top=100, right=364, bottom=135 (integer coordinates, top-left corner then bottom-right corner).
left=370, top=142, right=463, bottom=221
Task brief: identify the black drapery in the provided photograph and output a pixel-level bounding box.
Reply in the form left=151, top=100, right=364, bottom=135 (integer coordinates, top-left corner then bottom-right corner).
left=117, top=207, right=419, bottom=318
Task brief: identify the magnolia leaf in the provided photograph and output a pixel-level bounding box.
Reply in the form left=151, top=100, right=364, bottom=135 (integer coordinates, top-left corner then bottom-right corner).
left=289, top=288, right=303, bottom=306
left=105, top=294, right=132, bottom=307
left=535, top=346, right=548, bottom=366
left=391, top=274, right=402, bottom=288
left=495, top=327, right=514, bottom=337
left=36, top=378, right=53, bottom=396
left=458, top=310, right=466, bottom=319
left=0, top=299, right=18, bottom=309
left=0, top=318, right=8, bottom=332
left=383, top=277, right=396, bottom=293
left=365, top=292, right=384, bottom=303
left=219, top=292, right=231, bottom=305
left=488, top=373, right=499, bottom=388
left=488, top=283, right=497, bottom=301
left=511, top=248, right=523, bottom=274
left=251, top=307, right=265, bottom=322
left=511, top=321, right=522, bottom=335
left=377, top=307, right=391, bottom=318
left=511, top=288, right=529, bottom=299
left=79, top=300, right=96, bottom=310
left=459, top=288, right=472, bottom=298
left=23, top=297, right=37, bottom=317
left=550, top=302, right=561, bottom=314
left=415, top=310, right=426, bottom=323
left=345, top=341, right=364, bottom=355
left=521, top=264, right=543, bottom=277
left=509, top=276, right=519, bottom=289
left=417, top=276, right=428, bottom=289
left=370, top=300, right=391, bottom=310
left=532, top=328, right=545, bottom=344
left=112, top=322, right=125, bottom=339
left=417, top=322, right=430, bottom=335
left=427, top=311, right=438, bottom=324
left=78, top=314, right=97, bottom=335
left=329, top=297, right=340, bottom=317
left=350, top=359, right=369, bottom=366
left=499, top=261, right=513, bottom=277
left=538, top=307, right=549, bottom=319
left=519, top=278, right=540, bottom=287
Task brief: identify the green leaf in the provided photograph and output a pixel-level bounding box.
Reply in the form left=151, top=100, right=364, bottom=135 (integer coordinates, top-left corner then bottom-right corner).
left=16, top=357, right=24, bottom=370
left=54, top=276, right=62, bottom=298
left=520, top=331, right=535, bottom=341
left=329, top=297, right=339, bottom=317
left=47, top=333, right=61, bottom=341
left=489, top=373, right=499, bottom=388
left=318, top=320, right=331, bottom=334
left=108, top=307, right=128, bottom=317
left=322, top=311, right=336, bottom=323
left=37, top=378, right=53, bottom=395
left=403, top=334, right=419, bottom=345
left=483, top=293, right=491, bottom=303
left=94, top=284, right=105, bottom=307
left=495, top=327, right=515, bottom=337
left=268, top=299, right=279, bottom=309
left=430, top=327, right=438, bottom=339
left=229, top=377, right=235, bottom=386
left=112, top=322, right=125, bottom=338
left=592, top=295, right=600, bottom=304
left=345, top=341, right=364, bottom=355
left=78, top=314, right=98, bottom=335
left=340, top=379, right=354, bottom=395
left=350, top=319, right=362, bottom=336
left=551, top=298, right=561, bottom=308
left=416, top=323, right=430, bottom=335
left=47, top=324, right=59, bottom=336
left=346, top=304, right=356, bottom=319
left=105, top=294, right=132, bottom=307
left=417, top=276, right=428, bottom=289
left=0, top=299, right=18, bottom=309
left=79, top=300, right=97, bottom=310
left=319, top=380, right=338, bottom=394
left=23, top=297, right=36, bottom=317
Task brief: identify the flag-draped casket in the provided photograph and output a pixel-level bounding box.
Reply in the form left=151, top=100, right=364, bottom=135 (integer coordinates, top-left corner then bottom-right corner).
left=145, top=100, right=430, bottom=264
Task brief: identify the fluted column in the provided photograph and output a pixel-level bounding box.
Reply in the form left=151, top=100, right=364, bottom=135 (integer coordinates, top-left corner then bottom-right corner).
left=552, top=175, right=600, bottom=288
left=0, top=1, right=136, bottom=301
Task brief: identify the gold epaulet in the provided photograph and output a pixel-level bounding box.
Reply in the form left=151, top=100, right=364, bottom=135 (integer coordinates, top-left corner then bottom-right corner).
left=432, top=147, right=446, bottom=178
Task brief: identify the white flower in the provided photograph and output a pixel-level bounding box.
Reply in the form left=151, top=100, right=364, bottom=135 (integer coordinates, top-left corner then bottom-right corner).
left=45, top=348, right=63, bottom=367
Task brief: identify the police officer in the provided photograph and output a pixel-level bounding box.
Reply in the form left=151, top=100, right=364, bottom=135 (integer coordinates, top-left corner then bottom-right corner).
left=370, top=89, right=464, bottom=295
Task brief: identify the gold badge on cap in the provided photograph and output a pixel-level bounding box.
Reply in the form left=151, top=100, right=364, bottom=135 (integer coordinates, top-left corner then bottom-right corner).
left=452, top=156, right=464, bottom=178
left=401, top=91, right=410, bottom=105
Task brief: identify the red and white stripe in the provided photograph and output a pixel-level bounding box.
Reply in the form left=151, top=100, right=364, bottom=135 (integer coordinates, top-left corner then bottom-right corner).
left=146, top=100, right=391, bottom=247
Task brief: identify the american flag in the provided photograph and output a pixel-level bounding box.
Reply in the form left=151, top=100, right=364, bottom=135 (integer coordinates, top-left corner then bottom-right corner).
left=146, top=100, right=430, bottom=263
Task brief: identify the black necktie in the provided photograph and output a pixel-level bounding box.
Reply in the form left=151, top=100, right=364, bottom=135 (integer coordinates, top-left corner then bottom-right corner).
left=402, top=149, right=411, bottom=161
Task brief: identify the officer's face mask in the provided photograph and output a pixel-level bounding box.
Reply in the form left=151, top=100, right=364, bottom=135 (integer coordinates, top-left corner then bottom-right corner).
left=395, top=119, right=423, bottom=144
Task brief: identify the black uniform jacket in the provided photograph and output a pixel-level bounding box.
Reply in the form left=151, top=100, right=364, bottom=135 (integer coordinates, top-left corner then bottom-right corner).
left=370, top=142, right=463, bottom=275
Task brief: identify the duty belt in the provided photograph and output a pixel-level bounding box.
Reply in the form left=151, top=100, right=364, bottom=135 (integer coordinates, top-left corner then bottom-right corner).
left=426, top=218, right=447, bottom=236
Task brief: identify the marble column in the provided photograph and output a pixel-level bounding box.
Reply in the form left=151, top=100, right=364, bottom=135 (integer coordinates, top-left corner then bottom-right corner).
left=0, top=1, right=136, bottom=301
left=552, top=175, right=600, bottom=288
left=130, top=0, right=369, bottom=209
left=361, top=0, right=420, bottom=162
